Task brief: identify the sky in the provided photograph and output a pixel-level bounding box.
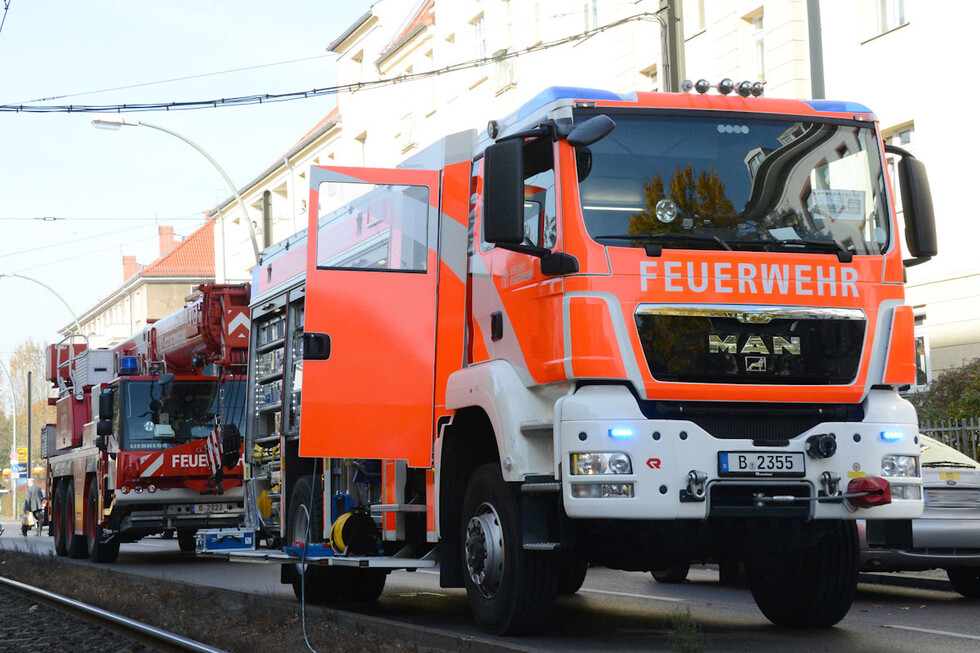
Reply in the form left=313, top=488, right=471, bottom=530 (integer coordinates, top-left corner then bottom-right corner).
left=0, top=0, right=374, bottom=371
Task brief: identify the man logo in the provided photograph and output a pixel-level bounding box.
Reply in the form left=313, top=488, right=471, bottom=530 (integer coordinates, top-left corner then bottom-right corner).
left=745, top=356, right=767, bottom=372
left=708, top=334, right=801, bottom=356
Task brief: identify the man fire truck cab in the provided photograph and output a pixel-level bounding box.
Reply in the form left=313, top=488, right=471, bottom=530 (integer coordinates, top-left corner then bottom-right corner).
left=45, top=283, right=250, bottom=563
left=203, top=84, right=937, bottom=634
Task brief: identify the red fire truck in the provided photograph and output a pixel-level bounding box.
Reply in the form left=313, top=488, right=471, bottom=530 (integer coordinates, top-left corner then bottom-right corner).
left=202, top=85, right=937, bottom=633
left=45, top=283, right=250, bottom=563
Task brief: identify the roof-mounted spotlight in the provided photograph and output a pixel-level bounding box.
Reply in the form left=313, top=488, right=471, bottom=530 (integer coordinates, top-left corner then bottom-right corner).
left=681, top=79, right=695, bottom=93
left=737, top=81, right=754, bottom=97
left=487, top=120, right=500, bottom=139
left=717, top=78, right=735, bottom=95
left=695, top=79, right=711, bottom=94
left=751, top=81, right=765, bottom=97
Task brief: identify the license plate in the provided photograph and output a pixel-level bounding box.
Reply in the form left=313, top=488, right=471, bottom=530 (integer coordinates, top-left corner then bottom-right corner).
left=718, top=451, right=805, bottom=477
left=193, top=503, right=227, bottom=514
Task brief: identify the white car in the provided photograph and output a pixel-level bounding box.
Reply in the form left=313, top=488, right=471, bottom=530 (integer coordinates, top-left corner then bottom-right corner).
left=859, top=434, right=980, bottom=597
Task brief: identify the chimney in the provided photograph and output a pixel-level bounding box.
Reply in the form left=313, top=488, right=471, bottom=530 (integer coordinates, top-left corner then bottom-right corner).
left=123, top=255, right=140, bottom=281
left=159, top=225, right=175, bottom=255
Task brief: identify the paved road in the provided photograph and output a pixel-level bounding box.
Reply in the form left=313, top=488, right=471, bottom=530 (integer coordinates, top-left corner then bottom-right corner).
left=2, top=521, right=979, bottom=652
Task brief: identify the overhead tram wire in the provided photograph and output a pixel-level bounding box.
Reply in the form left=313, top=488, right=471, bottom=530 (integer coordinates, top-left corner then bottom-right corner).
left=0, top=1, right=12, bottom=40
left=0, top=12, right=659, bottom=115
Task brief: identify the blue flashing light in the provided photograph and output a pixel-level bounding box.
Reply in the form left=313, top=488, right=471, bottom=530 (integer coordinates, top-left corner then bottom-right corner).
left=609, top=427, right=634, bottom=438
left=119, top=356, right=138, bottom=376
left=804, top=100, right=875, bottom=116
left=517, top=86, right=623, bottom=120
left=880, top=430, right=904, bottom=442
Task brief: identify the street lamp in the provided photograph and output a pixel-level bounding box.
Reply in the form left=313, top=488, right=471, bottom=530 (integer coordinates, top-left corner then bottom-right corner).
left=0, top=272, right=83, bottom=335
left=91, top=115, right=261, bottom=264
left=0, top=360, right=18, bottom=518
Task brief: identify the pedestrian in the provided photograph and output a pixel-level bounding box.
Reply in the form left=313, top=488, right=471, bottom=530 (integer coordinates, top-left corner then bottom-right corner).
left=23, top=478, right=44, bottom=536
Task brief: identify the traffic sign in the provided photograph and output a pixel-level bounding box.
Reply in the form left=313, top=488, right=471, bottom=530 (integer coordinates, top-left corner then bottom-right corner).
left=16, top=446, right=28, bottom=463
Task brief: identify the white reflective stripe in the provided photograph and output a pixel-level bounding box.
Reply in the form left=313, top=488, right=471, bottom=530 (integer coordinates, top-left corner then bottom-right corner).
left=141, top=453, right=165, bottom=477
left=882, top=625, right=980, bottom=641
left=580, top=588, right=686, bottom=603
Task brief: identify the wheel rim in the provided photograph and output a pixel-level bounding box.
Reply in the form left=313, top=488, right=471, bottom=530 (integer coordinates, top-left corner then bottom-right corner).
left=292, top=504, right=311, bottom=575
left=464, top=502, right=505, bottom=599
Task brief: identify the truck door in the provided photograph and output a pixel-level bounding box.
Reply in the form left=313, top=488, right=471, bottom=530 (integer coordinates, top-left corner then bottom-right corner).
left=301, top=166, right=441, bottom=467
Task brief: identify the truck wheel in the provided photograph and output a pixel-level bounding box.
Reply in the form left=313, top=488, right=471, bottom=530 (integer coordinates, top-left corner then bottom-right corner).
left=557, top=554, right=589, bottom=595
left=177, top=530, right=197, bottom=553
left=747, top=521, right=858, bottom=627
left=946, top=568, right=980, bottom=598
left=53, top=481, right=68, bottom=557
left=651, top=560, right=690, bottom=584
left=462, top=463, right=558, bottom=635
left=64, top=482, right=88, bottom=559
left=86, top=480, right=119, bottom=563
left=286, top=475, right=328, bottom=603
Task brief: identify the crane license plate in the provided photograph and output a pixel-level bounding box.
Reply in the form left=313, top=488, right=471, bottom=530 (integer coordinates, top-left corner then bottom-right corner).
left=718, top=452, right=805, bottom=477
left=193, top=503, right=228, bottom=514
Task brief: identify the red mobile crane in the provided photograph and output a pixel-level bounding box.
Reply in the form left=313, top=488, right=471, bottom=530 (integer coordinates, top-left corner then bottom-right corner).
left=44, top=283, right=250, bottom=563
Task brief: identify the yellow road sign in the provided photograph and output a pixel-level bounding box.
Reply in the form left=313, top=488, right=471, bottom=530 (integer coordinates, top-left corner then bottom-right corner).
left=16, top=446, right=28, bottom=463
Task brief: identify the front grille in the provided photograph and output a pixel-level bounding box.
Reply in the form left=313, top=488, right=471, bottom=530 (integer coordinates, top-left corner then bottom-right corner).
left=634, top=306, right=866, bottom=385
left=643, top=401, right=864, bottom=445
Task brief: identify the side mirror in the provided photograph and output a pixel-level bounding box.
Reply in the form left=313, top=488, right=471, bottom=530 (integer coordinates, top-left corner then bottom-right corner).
left=886, top=145, right=938, bottom=266
left=98, top=390, right=113, bottom=421
left=221, top=424, right=243, bottom=470
left=96, top=420, right=112, bottom=437
left=567, top=115, right=616, bottom=147
left=482, top=139, right=525, bottom=244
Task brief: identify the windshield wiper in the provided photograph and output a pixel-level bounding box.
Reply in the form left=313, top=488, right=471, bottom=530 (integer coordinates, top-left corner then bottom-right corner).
left=922, top=460, right=978, bottom=469
left=593, top=232, right=733, bottom=255
left=738, top=238, right=853, bottom=263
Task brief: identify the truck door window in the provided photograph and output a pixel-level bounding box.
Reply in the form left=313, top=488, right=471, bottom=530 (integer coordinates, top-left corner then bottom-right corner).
left=316, top=181, right=430, bottom=272
left=522, top=138, right=557, bottom=249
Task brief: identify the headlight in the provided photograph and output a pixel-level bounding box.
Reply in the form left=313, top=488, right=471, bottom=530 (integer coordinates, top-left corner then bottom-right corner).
left=881, top=455, right=919, bottom=478
left=571, top=452, right=633, bottom=475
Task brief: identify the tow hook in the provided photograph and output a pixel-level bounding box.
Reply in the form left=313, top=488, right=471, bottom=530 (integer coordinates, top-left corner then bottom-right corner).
left=680, top=470, right=708, bottom=502
left=820, top=471, right=842, bottom=498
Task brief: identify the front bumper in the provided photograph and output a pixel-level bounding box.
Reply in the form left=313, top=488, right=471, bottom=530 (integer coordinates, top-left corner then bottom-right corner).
left=556, top=386, right=923, bottom=521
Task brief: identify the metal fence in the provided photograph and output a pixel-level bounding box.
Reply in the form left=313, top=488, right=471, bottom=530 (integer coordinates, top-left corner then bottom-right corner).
left=920, top=418, right=980, bottom=461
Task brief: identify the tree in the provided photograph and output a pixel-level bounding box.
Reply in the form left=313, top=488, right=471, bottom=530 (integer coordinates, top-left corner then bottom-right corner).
left=0, top=339, right=56, bottom=476
left=909, top=358, right=980, bottom=422
left=628, top=164, right=737, bottom=236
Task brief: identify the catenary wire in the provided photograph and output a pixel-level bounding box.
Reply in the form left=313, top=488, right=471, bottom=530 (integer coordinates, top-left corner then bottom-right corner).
left=0, top=13, right=660, bottom=114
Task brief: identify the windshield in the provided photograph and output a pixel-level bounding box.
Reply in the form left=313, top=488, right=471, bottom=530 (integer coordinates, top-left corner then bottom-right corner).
left=120, top=378, right=247, bottom=451
left=576, top=112, right=890, bottom=255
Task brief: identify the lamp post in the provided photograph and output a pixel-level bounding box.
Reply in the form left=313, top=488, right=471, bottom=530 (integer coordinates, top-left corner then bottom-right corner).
left=0, top=272, right=81, bottom=517
left=91, top=115, right=261, bottom=265
left=0, top=360, right=17, bottom=519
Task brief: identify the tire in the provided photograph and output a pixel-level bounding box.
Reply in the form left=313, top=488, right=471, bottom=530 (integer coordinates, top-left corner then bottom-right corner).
left=718, top=557, right=740, bottom=586
left=946, top=568, right=980, bottom=598
left=53, top=481, right=68, bottom=557
left=651, top=560, right=690, bottom=584
left=462, top=463, right=558, bottom=635
left=177, top=530, right=197, bottom=553
left=64, top=481, right=88, bottom=559
left=747, top=521, right=858, bottom=627
left=86, top=479, right=119, bottom=564
left=285, top=475, right=389, bottom=604
left=557, top=554, right=589, bottom=595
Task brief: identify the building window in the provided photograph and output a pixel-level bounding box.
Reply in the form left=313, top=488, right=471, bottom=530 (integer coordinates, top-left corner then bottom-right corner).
left=750, top=12, right=765, bottom=80
left=883, top=123, right=914, bottom=213
left=878, top=0, right=907, bottom=34
left=913, top=307, right=931, bottom=389
left=640, top=64, right=659, bottom=92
